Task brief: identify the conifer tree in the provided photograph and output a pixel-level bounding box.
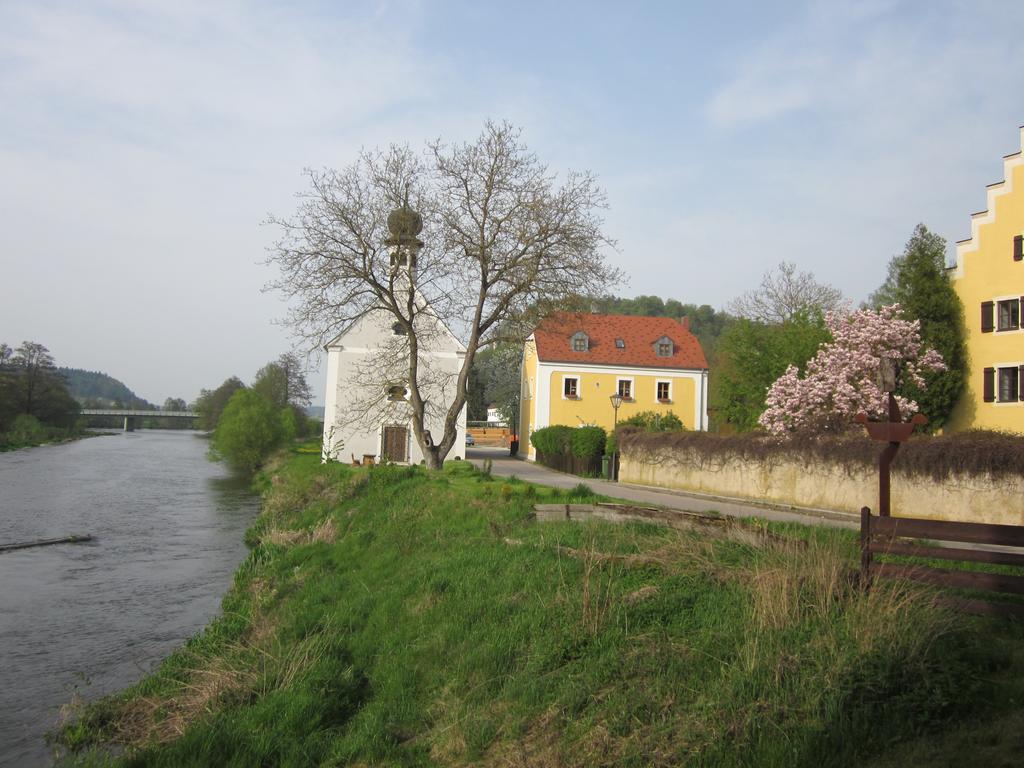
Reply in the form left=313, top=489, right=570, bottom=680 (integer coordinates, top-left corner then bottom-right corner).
left=869, top=224, right=965, bottom=430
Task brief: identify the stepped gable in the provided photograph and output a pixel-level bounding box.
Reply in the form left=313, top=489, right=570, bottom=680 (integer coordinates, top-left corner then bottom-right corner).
left=950, top=125, right=1024, bottom=278
left=533, top=312, right=708, bottom=370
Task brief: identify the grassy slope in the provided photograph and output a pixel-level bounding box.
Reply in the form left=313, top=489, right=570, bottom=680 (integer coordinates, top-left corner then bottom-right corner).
left=60, top=447, right=1024, bottom=767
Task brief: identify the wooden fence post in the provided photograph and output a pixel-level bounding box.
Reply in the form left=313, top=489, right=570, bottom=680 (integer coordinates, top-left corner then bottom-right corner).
left=860, top=506, right=872, bottom=591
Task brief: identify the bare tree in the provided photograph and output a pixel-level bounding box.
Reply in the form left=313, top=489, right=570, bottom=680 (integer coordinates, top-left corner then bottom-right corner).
left=252, top=352, right=312, bottom=409
left=728, top=261, right=844, bottom=324
left=267, top=121, right=620, bottom=469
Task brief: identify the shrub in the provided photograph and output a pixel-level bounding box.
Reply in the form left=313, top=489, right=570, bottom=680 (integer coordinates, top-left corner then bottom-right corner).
left=568, top=482, right=595, bottom=498
left=8, top=414, right=46, bottom=445
left=529, top=425, right=574, bottom=456
left=621, top=410, right=685, bottom=432
left=210, top=389, right=286, bottom=474
left=571, top=425, right=606, bottom=459
left=279, top=407, right=299, bottom=443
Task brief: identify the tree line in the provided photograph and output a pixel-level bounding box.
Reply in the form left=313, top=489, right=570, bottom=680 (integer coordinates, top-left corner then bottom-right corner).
left=0, top=342, right=82, bottom=449
left=465, top=223, right=964, bottom=437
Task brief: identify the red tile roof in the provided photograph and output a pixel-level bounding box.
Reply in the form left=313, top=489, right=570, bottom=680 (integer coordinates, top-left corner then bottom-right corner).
left=532, top=312, right=708, bottom=370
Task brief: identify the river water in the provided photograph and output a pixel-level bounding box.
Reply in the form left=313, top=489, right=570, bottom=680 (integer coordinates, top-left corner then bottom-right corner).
left=0, top=431, right=260, bottom=767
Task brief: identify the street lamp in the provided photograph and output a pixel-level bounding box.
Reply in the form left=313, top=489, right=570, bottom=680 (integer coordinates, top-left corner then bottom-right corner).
left=609, top=393, right=623, bottom=480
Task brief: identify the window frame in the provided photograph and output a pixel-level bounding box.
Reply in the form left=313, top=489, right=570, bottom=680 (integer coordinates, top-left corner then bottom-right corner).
left=570, top=331, right=589, bottom=353
left=562, top=375, right=580, bottom=399
left=656, top=379, right=672, bottom=403
left=996, top=365, right=1022, bottom=404
left=616, top=377, right=634, bottom=400
left=996, top=297, right=1021, bottom=332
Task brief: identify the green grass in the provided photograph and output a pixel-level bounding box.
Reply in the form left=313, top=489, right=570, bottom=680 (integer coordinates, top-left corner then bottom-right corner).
left=56, top=446, right=1024, bottom=767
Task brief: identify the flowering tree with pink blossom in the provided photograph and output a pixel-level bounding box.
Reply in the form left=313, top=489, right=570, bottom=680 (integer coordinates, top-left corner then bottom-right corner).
left=759, top=305, right=946, bottom=435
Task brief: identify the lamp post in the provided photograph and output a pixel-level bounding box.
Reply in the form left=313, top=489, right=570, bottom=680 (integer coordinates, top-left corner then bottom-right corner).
left=609, top=393, right=623, bottom=480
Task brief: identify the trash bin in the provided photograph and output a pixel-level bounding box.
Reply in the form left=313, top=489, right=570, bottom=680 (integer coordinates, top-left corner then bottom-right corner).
left=601, top=454, right=610, bottom=479
left=510, top=439, right=519, bottom=456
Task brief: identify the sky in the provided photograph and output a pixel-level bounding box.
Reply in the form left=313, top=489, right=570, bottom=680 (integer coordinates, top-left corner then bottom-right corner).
left=2, top=0, right=1023, bottom=405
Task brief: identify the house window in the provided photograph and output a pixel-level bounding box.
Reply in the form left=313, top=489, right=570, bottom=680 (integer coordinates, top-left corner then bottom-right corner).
left=656, top=381, right=671, bottom=402
left=654, top=336, right=673, bottom=357
left=571, top=332, right=589, bottom=352
left=563, top=376, right=579, bottom=398
left=997, top=299, right=1021, bottom=331
left=615, top=338, right=625, bottom=349
left=386, top=384, right=408, bottom=402
left=617, top=379, right=632, bottom=399
left=1015, top=234, right=1023, bottom=261
left=998, top=366, right=1021, bottom=403
left=392, top=321, right=407, bottom=335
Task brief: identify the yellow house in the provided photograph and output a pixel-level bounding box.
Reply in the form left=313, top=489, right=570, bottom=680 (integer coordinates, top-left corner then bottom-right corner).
left=947, top=126, right=1024, bottom=433
left=519, top=312, right=709, bottom=459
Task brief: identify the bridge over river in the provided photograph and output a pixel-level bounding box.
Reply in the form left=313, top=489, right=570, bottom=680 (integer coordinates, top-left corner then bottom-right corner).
left=81, top=409, right=200, bottom=431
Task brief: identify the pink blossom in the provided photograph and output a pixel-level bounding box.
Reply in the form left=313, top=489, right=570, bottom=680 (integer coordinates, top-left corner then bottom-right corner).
left=759, top=305, right=947, bottom=436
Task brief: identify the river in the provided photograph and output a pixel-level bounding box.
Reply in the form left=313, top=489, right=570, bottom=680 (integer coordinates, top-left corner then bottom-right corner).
left=0, top=430, right=260, bottom=767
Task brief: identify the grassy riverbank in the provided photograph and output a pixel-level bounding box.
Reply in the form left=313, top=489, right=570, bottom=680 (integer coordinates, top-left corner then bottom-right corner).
left=0, top=426, right=104, bottom=452
left=58, top=445, right=1024, bottom=767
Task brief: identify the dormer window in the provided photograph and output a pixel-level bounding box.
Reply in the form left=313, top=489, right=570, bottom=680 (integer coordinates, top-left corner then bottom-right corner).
left=654, top=336, right=674, bottom=357
left=571, top=331, right=589, bottom=352
left=615, top=338, right=625, bottom=349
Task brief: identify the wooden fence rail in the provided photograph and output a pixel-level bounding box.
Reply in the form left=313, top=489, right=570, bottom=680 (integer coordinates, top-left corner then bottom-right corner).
left=860, top=506, right=1024, bottom=618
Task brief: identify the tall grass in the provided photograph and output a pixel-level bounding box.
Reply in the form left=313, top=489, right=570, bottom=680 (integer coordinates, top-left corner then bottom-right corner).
left=57, top=451, right=1024, bottom=767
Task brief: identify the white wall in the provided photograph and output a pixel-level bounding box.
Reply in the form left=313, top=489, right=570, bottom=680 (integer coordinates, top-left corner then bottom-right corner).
left=322, top=308, right=467, bottom=464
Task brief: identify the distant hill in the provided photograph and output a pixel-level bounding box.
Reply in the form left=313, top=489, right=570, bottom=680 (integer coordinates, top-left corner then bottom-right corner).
left=59, top=368, right=153, bottom=409
left=305, top=405, right=325, bottom=420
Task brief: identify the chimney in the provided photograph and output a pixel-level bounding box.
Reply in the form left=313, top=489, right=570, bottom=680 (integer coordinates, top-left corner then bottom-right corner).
left=679, top=316, right=690, bottom=331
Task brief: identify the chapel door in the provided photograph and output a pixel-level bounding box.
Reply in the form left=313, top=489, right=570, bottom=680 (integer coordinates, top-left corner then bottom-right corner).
left=381, top=425, right=408, bottom=463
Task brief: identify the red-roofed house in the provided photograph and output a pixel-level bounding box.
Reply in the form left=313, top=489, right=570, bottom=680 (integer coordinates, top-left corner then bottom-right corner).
left=519, top=312, right=709, bottom=458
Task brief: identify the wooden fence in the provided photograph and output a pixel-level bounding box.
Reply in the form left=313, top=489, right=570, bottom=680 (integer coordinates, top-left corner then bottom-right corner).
left=860, top=507, right=1024, bottom=618
left=467, top=426, right=511, bottom=446
left=535, top=450, right=603, bottom=478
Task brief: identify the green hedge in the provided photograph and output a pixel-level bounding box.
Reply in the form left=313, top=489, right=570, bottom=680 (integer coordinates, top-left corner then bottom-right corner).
left=530, top=424, right=606, bottom=460
left=571, top=425, right=606, bottom=459
left=529, top=425, right=574, bottom=456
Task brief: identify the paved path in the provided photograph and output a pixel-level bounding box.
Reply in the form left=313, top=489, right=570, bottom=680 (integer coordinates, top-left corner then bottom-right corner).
left=466, top=447, right=858, bottom=530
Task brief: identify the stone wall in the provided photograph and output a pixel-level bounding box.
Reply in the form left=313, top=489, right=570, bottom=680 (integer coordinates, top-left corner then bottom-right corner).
left=620, top=445, right=1024, bottom=526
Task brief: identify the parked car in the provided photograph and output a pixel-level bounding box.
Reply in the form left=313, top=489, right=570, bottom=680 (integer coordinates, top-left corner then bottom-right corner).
left=465, top=433, right=475, bottom=446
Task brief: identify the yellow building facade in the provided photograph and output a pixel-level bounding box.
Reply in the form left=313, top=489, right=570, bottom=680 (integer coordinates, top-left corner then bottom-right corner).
left=947, top=126, right=1024, bottom=433
left=519, top=313, right=709, bottom=459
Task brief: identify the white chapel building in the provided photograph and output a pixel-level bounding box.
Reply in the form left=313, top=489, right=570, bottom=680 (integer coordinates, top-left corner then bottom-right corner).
left=321, top=206, right=468, bottom=464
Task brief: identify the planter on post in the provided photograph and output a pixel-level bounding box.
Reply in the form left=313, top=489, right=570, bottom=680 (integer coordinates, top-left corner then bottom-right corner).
left=855, top=357, right=927, bottom=517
